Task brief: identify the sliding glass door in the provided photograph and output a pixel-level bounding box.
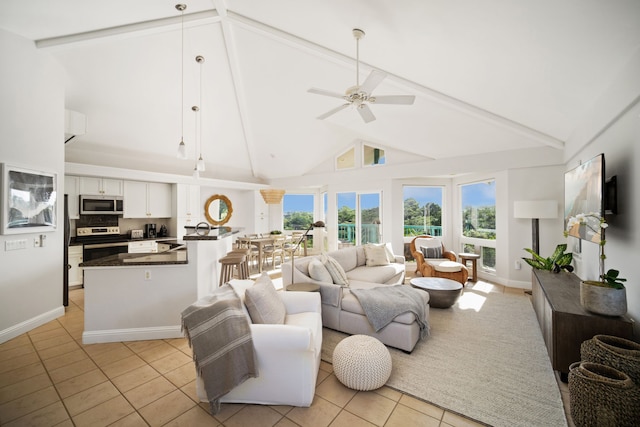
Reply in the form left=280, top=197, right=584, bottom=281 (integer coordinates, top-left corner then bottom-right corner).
left=337, top=192, right=381, bottom=247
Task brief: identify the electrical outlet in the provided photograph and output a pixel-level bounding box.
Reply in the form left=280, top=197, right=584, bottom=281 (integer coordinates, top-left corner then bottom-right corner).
left=515, top=260, right=522, bottom=270
left=144, top=270, right=151, bottom=281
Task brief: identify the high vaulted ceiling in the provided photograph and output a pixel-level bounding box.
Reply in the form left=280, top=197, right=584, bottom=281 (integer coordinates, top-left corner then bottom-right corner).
left=2, top=1, right=639, bottom=184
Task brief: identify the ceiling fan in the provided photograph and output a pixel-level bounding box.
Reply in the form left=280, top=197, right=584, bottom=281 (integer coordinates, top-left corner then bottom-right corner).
left=308, top=28, right=415, bottom=123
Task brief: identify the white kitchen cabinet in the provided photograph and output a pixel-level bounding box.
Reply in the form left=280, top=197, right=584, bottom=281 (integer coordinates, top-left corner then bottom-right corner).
left=175, top=184, right=201, bottom=239
left=128, top=240, right=158, bottom=253
left=176, top=184, right=201, bottom=220
left=68, top=245, right=83, bottom=286
left=124, top=181, right=172, bottom=218
left=79, top=176, right=123, bottom=196
left=64, top=175, right=80, bottom=219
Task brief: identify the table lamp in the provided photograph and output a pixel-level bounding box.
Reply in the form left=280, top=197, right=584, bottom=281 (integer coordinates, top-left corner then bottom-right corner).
left=287, top=221, right=325, bottom=290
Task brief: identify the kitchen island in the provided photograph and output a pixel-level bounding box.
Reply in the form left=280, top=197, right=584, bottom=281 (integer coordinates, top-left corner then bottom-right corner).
left=80, top=226, right=241, bottom=344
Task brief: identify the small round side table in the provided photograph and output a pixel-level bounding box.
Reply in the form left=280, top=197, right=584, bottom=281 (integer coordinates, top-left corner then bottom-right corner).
left=286, top=282, right=320, bottom=292
left=459, top=253, right=480, bottom=282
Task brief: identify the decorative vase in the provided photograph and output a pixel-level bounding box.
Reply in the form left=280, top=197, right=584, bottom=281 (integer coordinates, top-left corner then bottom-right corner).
left=580, top=281, right=627, bottom=316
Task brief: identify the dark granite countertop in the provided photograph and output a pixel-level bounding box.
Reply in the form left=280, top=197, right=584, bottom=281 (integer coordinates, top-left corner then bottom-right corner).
left=182, top=226, right=241, bottom=240
left=80, top=249, right=188, bottom=267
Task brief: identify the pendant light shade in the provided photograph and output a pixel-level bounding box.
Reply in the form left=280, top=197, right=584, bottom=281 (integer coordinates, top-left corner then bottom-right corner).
left=260, top=189, right=286, bottom=204
left=176, top=4, right=187, bottom=159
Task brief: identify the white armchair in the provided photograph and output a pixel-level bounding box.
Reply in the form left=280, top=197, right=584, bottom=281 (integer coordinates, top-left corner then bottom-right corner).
left=195, top=279, right=323, bottom=407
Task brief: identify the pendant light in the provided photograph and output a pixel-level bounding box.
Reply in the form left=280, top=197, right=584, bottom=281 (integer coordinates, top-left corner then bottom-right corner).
left=195, top=55, right=205, bottom=171
left=176, top=4, right=187, bottom=159
left=192, top=105, right=199, bottom=179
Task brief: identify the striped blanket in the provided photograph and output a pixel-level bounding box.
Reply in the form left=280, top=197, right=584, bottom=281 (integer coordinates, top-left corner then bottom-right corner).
left=181, top=284, right=257, bottom=414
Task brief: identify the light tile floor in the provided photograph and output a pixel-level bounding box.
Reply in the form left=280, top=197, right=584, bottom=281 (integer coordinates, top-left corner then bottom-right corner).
left=0, top=280, right=574, bottom=427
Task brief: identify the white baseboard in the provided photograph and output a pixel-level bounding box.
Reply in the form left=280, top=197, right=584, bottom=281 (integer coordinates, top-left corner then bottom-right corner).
left=82, top=325, right=184, bottom=344
left=506, top=279, right=533, bottom=290
left=0, top=306, right=65, bottom=344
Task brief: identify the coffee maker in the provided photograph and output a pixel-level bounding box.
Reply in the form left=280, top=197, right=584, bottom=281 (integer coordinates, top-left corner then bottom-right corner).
left=145, top=223, right=157, bottom=239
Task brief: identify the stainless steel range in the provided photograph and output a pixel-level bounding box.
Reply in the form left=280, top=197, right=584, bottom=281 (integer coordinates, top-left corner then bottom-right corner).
left=77, top=226, right=129, bottom=261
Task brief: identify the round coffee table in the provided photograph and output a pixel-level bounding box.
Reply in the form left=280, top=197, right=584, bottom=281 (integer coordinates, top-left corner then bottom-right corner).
left=409, top=277, right=463, bottom=308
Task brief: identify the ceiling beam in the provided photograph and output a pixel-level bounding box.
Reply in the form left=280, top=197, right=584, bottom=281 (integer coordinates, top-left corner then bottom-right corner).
left=213, top=0, right=260, bottom=179
left=36, top=9, right=220, bottom=50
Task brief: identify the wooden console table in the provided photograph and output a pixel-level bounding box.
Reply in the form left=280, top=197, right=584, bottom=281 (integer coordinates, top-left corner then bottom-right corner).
left=532, top=270, right=633, bottom=380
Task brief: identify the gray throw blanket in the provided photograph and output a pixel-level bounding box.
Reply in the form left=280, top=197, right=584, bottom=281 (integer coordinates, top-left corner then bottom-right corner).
left=350, top=285, right=430, bottom=338
left=181, top=284, right=257, bottom=414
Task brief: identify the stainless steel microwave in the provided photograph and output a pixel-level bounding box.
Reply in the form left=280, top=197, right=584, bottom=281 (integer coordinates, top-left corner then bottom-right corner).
left=80, top=195, right=124, bottom=215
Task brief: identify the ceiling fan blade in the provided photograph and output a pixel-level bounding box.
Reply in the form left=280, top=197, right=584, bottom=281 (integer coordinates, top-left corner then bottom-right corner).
left=359, top=70, right=387, bottom=94
left=371, top=95, right=416, bottom=105
left=357, top=104, right=376, bottom=123
left=308, top=88, right=346, bottom=99
left=317, top=103, right=350, bottom=120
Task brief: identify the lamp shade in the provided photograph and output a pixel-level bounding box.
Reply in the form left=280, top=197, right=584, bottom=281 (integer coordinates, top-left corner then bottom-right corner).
left=514, top=200, right=558, bottom=219
left=260, top=189, right=285, bottom=204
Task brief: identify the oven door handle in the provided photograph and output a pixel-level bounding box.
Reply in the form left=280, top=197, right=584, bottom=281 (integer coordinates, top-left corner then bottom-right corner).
left=83, top=242, right=129, bottom=249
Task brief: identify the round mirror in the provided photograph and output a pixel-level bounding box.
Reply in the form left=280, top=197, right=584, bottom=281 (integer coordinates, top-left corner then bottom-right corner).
left=204, top=194, right=233, bottom=226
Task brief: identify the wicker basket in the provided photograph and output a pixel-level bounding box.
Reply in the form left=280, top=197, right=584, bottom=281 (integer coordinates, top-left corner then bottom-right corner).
left=568, top=361, right=640, bottom=427
left=581, top=334, right=640, bottom=385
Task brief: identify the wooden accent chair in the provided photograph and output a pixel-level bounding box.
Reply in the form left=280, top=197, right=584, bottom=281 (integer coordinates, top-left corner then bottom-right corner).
left=410, top=235, right=469, bottom=285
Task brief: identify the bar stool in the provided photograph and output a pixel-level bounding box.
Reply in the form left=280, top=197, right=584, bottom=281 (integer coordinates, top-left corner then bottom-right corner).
left=227, top=247, right=252, bottom=279
left=219, top=253, right=248, bottom=286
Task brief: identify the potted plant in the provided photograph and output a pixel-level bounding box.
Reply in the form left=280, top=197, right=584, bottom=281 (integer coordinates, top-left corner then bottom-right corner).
left=269, top=230, right=282, bottom=235
left=564, top=213, right=627, bottom=316
left=522, top=244, right=574, bottom=273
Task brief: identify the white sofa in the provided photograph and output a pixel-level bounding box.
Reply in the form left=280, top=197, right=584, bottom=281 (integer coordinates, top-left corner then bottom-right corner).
left=282, top=245, right=429, bottom=352
left=195, top=279, right=323, bottom=407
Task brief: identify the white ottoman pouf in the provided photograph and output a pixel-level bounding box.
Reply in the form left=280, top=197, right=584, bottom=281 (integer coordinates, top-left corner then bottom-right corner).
left=333, top=335, right=392, bottom=390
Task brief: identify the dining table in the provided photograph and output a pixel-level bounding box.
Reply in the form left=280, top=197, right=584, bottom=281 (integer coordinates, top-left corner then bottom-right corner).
left=237, top=234, right=309, bottom=273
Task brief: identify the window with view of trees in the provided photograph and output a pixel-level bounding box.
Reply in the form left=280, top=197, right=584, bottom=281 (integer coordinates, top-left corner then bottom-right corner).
left=283, top=194, right=314, bottom=231
left=337, top=192, right=381, bottom=246
left=460, top=180, right=496, bottom=270
left=403, top=186, right=443, bottom=236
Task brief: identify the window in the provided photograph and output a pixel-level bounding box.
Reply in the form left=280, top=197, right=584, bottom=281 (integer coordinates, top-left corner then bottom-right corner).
left=403, top=186, right=443, bottom=237
left=336, top=148, right=355, bottom=170
left=460, top=181, right=496, bottom=271
left=283, top=194, right=314, bottom=231
left=337, top=192, right=381, bottom=247
left=363, top=145, right=385, bottom=166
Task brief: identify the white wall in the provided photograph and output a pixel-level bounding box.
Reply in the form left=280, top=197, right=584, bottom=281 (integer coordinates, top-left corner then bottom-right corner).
left=0, top=29, right=66, bottom=342
left=565, top=101, right=640, bottom=337
left=506, top=165, right=565, bottom=287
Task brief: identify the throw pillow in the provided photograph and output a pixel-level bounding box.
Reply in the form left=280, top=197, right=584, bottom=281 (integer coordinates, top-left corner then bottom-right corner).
left=244, top=272, right=286, bottom=324
left=308, top=259, right=333, bottom=283
left=384, top=242, right=396, bottom=263
left=363, top=243, right=390, bottom=266
left=321, top=253, right=349, bottom=286
left=420, top=245, right=442, bottom=259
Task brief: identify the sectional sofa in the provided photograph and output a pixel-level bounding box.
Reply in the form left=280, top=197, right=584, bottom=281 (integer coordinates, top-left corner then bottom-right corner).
left=282, top=244, right=430, bottom=352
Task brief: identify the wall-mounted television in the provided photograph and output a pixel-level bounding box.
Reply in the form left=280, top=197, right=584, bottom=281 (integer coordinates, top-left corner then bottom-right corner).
left=1, top=164, right=57, bottom=235
left=564, top=154, right=604, bottom=243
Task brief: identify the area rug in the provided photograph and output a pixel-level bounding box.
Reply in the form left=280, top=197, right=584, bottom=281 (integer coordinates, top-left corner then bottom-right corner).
left=321, top=284, right=568, bottom=427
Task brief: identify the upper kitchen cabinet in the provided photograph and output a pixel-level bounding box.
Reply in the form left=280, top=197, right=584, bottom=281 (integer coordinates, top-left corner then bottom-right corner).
left=124, top=181, right=172, bottom=218
left=64, top=175, right=80, bottom=219
left=176, top=184, right=201, bottom=220
left=79, top=176, right=123, bottom=196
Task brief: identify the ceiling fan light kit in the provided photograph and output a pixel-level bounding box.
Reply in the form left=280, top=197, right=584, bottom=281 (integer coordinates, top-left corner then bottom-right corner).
left=308, top=28, right=415, bottom=123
